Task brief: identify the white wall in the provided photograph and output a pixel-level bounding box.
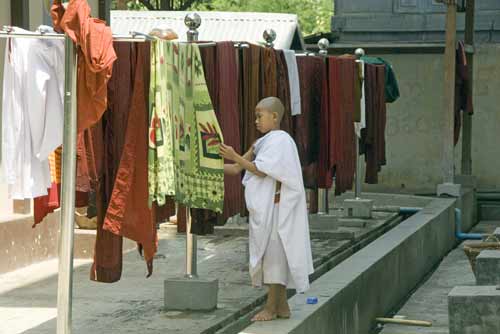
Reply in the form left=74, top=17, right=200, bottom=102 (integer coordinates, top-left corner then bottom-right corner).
left=360, top=44, right=500, bottom=193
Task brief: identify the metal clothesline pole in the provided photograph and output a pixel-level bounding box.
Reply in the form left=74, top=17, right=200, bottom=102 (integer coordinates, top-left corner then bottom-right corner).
left=317, top=38, right=330, bottom=215
left=57, top=34, right=78, bottom=334
left=354, top=48, right=366, bottom=199
left=184, top=13, right=200, bottom=279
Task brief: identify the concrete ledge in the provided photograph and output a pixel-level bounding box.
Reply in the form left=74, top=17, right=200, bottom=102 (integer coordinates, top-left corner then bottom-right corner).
left=0, top=212, right=136, bottom=274
left=449, top=286, right=500, bottom=334
left=475, top=250, right=500, bottom=285
left=456, top=187, right=477, bottom=232
left=332, top=192, right=433, bottom=210
left=0, top=213, right=59, bottom=274
left=242, top=195, right=457, bottom=334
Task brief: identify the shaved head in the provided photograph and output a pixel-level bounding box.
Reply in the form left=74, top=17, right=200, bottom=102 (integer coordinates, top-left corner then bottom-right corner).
left=256, top=97, right=285, bottom=123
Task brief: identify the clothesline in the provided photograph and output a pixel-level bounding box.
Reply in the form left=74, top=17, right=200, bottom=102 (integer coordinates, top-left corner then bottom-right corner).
left=0, top=27, right=255, bottom=49
left=0, top=27, right=150, bottom=42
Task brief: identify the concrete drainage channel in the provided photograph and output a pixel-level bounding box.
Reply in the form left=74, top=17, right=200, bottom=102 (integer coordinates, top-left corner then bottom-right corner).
left=205, top=197, right=432, bottom=334
left=239, top=191, right=474, bottom=334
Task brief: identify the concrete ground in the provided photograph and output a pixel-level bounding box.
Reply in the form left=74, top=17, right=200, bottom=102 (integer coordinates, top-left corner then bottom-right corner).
left=378, top=220, right=500, bottom=334
left=0, top=210, right=398, bottom=334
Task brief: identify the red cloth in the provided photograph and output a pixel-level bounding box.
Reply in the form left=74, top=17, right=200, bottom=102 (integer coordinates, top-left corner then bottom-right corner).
left=33, top=183, right=60, bottom=227
left=362, top=63, right=387, bottom=184
left=261, top=47, right=278, bottom=98
left=294, top=56, right=324, bottom=189
left=275, top=50, right=292, bottom=135
left=317, top=58, right=332, bottom=189
left=329, top=56, right=356, bottom=195
left=51, top=0, right=116, bottom=133
left=454, top=41, right=474, bottom=145
left=216, top=42, right=243, bottom=222
left=102, top=42, right=157, bottom=276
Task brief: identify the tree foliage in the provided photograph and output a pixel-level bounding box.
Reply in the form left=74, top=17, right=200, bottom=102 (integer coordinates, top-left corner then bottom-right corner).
left=112, top=0, right=333, bottom=36
left=112, top=0, right=200, bottom=11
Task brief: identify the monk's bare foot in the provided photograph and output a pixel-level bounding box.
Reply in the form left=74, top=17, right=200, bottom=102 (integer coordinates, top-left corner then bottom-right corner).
left=251, top=308, right=277, bottom=321
left=277, top=301, right=291, bottom=319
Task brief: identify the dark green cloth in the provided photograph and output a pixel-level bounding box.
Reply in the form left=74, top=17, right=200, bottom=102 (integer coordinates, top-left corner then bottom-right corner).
left=361, top=56, right=400, bottom=103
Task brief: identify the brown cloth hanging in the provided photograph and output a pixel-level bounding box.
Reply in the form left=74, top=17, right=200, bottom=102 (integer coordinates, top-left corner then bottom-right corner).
left=239, top=44, right=262, bottom=217
left=241, top=44, right=262, bottom=151
left=275, top=50, right=293, bottom=134
left=329, top=56, right=357, bottom=195
left=90, top=118, right=123, bottom=283
left=102, top=42, right=156, bottom=276
left=260, top=47, right=278, bottom=98
left=454, top=41, right=474, bottom=145
left=90, top=42, right=133, bottom=283
left=294, top=56, right=324, bottom=189
left=91, top=42, right=157, bottom=282
left=215, top=42, right=243, bottom=222
left=361, top=63, right=387, bottom=184
left=317, top=57, right=333, bottom=189
left=51, top=0, right=116, bottom=133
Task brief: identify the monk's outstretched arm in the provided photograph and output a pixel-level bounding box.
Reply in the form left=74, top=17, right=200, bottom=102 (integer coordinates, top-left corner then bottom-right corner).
left=221, top=144, right=266, bottom=177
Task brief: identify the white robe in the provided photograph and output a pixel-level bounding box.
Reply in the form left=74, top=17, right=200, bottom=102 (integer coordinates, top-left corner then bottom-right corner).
left=243, top=130, right=314, bottom=292
left=283, top=50, right=301, bottom=116
left=1, top=27, right=64, bottom=199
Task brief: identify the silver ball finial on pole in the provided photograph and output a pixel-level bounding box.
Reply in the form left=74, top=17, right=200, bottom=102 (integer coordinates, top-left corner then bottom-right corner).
left=318, top=38, right=330, bottom=55
left=263, top=29, right=277, bottom=48
left=185, top=13, right=201, bottom=42
left=355, top=48, right=365, bottom=59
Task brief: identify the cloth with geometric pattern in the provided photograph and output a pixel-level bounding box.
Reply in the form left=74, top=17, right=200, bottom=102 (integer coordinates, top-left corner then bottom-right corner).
left=166, top=41, right=224, bottom=213
left=148, top=40, right=176, bottom=206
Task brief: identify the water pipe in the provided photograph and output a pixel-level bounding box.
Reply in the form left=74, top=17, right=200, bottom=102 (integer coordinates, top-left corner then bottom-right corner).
left=455, top=208, right=482, bottom=240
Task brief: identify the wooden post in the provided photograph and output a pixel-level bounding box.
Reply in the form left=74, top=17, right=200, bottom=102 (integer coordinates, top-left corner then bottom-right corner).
left=461, top=0, right=475, bottom=175
left=442, top=0, right=457, bottom=183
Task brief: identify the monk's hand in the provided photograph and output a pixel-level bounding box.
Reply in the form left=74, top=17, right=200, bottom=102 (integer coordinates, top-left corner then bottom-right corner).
left=220, top=144, right=238, bottom=161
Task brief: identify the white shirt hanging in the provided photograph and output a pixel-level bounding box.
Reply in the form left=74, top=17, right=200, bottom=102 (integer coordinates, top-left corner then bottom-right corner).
left=283, top=50, right=302, bottom=116
left=1, top=27, right=64, bottom=199
left=355, top=59, right=366, bottom=137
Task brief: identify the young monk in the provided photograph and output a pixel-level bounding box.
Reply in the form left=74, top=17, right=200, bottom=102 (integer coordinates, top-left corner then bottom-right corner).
left=220, top=97, right=314, bottom=321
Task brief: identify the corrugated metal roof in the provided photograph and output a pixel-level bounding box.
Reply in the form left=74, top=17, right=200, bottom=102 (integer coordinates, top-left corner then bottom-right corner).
left=110, top=11, right=303, bottom=50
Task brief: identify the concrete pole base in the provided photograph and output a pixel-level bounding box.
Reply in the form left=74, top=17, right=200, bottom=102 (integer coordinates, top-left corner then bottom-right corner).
left=343, top=199, right=374, bottom=219
left=164, top=277, right=219, bottom=311
left=449, top=286, right=500, bottom=334
left=476, top=250, right=500, bottom=285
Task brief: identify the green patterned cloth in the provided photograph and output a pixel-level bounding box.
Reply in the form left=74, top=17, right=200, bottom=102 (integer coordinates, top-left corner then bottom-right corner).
left=148, top=40, right=176, bottom=206
left=165, top=41, right=224, bottom=213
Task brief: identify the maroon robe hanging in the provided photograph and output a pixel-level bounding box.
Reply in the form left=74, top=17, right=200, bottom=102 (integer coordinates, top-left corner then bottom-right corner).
left=91, top=42, right=156, bottom=282
left=329, top=56, right=357, bottom=195
left=361, top=63, right=387, bottom=184
left=215, top=42, right=243, bottom=221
